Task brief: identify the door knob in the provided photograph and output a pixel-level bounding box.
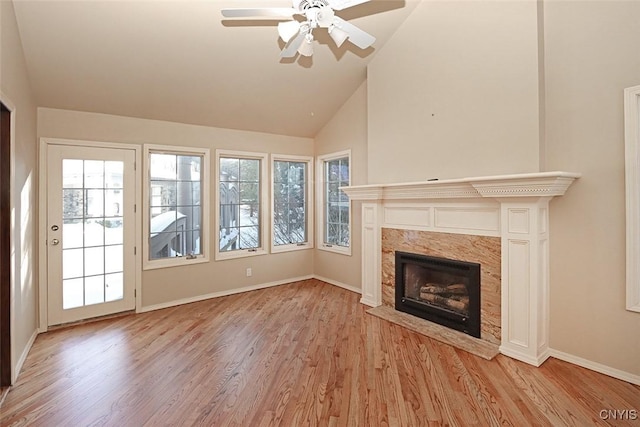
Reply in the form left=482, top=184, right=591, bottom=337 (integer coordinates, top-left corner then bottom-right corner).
left=51, top=238, right=60, bottom=245
left=51, top=225, right=59, bottom=231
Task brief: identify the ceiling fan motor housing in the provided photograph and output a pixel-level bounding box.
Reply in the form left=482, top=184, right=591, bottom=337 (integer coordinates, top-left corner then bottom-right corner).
left=294, top=0, right=331, bottom=12
left=294, top=0, right=336, bottom=29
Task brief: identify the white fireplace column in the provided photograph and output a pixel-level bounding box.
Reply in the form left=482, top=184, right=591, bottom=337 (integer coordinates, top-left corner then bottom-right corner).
left=498, top=197, right=552, bottom=366
left=360, top=200, right=383, bottom=307
left=342, top=172, right=580, bottom=367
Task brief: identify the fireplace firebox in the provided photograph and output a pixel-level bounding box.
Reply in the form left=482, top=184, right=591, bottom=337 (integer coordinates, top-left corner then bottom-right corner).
left=395, top=251, right=481, bottom=338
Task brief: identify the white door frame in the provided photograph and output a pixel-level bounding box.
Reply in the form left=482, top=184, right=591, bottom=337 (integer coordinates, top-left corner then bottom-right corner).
left=0, top=91, right=16, bottom=382
left=625, top=85, right=640, bottom=312
left=38, top=138, right=142, bottom=331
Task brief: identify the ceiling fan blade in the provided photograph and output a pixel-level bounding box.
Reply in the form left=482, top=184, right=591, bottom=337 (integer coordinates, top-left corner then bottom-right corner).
left=280, top=30, right=306, bottom=58
left=333, top=17, right=375, bottom=49
left=327, top=0, right=370, bottom=11
left=221, top=8, right=297, bottom=18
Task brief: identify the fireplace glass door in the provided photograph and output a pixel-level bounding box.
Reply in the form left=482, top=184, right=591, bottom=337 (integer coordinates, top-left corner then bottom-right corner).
left=395, top=251, right=481, bottom=337
left=404, top=263, right=471, bottom=315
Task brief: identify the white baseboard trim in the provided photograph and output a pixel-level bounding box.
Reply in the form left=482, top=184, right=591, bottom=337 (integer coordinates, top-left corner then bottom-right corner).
left=139, top=275, right=314, bottom=313
left=359, top=297, right=378, bottom=307
left=13, top=329, right=38, bottom=384
left=313, top=275, right=362, bottom=294
left=499, top=345, right=551, bottom=367
left=549, top=349, right=640, bottom=386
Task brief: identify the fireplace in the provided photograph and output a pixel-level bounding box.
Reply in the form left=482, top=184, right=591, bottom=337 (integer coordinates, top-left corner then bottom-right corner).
left=342, top=172, right=580, bottom=365
left=395, top=251, right=481, bottom=338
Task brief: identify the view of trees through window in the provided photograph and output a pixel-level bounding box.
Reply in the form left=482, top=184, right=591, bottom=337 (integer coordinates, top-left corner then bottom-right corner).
left=149, top=153, right=202, bottom=260
left=273, top=160, right=307, bottom=246
left=324, top=156, right=350, bottom=247
left=219, top=157, right=261, bottom=252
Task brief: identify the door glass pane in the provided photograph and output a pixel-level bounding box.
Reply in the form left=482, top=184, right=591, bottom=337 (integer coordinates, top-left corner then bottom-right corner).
left=63, top=248, right=84, bottom=279
left=105, top=161, right=123, bottom=188
left=84, top=219, right=105, bottom=247
left=86, top=189, right=104, bottom=217
left=63, top=219, right=83, bottom=249
left=62, top=159, right=83, bottom=188
left=63, top=278, right=84, bottom=309
left=105, top=273, right=124, bottom=302
left=61, top=157, right=126, bottom=311
left=105, top=245, right=123, bottom=274
left=105, top=219, right=123, bottom=245
left=85, top=275, right=105, bottom=305
left=85, top=247, right=104, bottom=276
left=63, top=189, right=84, bottom=219
left=84, top=160, right=104, bottom=188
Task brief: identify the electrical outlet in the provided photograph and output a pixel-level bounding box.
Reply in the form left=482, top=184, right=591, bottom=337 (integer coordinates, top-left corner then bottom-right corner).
left=246, top=267, right=252, bottom=277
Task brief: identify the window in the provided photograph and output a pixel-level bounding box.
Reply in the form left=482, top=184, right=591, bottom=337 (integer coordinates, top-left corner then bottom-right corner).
left=317, top=150, right=351, bottom=255
left=143, top=145, right=210, bottom=269
left=216, top=150, right=268, bottom=260
left=625, top=84, right=640, bottom=312
left=271, top=155, right=313, bottom=253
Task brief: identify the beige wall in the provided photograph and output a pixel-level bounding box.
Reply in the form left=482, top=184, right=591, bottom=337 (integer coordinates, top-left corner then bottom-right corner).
left=1, top=0, right=39, bottom=382
left=544, top=0, right=640, bottom=376
left=37, top=108, right=315, bottom=307
left=313, top=82, right=368, bottom=290
left=367, top=0, right=541, bottom=184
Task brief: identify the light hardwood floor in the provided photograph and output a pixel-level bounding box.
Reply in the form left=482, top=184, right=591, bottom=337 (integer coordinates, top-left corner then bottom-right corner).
left=1, top=279, right=639, bottom=426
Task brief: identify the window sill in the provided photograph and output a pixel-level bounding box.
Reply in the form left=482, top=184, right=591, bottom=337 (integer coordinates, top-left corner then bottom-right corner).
left=215, top=248, right=268, bottom=261
left=317, top=244, right=351, bottom=256
left=271, top=243, right=314, bottom=254
left=143, top=254, right=209, bottom=271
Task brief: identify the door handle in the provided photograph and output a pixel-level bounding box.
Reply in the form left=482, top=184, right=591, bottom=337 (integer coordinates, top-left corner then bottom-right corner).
left=51, top=238, right=60, bottom=245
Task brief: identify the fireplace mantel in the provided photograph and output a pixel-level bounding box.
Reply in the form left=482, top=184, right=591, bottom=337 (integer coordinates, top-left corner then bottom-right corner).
left=342, top=171, right=580, bottom=367
left=341, top=171, right=581, bottom=201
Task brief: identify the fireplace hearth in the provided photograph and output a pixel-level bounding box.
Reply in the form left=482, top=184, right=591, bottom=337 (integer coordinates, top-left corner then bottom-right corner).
left=395, top=251, right=481, bottom=338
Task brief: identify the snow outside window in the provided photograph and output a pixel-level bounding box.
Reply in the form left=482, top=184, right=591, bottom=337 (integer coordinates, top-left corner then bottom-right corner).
left=317, top=150, right=351, bottom=256
left=143, top=145, right=210, bottom=270
left=216, top=150, right=268, bottom=260
left=271, top=155, right=313, bottom=253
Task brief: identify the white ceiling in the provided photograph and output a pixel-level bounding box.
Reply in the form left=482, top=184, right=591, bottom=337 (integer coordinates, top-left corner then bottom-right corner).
left=12, top=0, right=418, bottom=138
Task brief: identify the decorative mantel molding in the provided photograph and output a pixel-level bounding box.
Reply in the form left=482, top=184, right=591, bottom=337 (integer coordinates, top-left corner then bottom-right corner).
left=341, top=171, right=581, bottom=201
left=344, top=171, right=580, bottom=367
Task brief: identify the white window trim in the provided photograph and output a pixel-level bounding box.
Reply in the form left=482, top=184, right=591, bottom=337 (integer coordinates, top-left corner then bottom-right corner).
left=270, top=154, right=314, bottom=254
left=316, top=150, right=352, bottom=256
left=142, top=144, right=210, bottom=270
left=625, top=84, right=640, bottom=312
left=215, top=149, right=269, bottom=261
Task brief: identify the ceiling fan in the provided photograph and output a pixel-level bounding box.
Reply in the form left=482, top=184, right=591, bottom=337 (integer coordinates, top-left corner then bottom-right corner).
left=221, top=0, right=376, bottom=58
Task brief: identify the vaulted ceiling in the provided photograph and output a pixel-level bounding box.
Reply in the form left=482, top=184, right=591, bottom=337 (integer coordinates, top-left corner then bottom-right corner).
left=12, top=0, right=418, bottom=138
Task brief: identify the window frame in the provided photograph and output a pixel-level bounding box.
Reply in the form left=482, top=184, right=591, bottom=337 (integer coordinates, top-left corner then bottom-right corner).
left=270, top=154, right=314, bottom=254
left=625, top=84, right=640, bottom=312
left=316, top=150, right=352, bottom=256
left=142, top=144, right=210, bottom=270
left=215, top=149, right=269, bottom=261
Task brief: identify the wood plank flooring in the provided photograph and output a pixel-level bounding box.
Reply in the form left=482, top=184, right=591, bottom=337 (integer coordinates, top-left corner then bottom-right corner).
left=1, top=279, right=639, bottom=426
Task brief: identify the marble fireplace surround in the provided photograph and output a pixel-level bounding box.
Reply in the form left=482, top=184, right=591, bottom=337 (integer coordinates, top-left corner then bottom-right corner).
left=342, top=172, right=580, bottom=367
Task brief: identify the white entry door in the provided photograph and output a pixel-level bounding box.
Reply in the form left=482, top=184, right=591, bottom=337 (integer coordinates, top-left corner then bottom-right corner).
left=46, top=144, right=136, bottom=326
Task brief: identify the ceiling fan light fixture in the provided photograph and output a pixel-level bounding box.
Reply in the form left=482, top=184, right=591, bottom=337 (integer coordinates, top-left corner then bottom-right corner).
left=278, top=20, right=301, bottom=42
left=329, top=24, right=349, bottom=47
left=221, top=0, right=378, bottom=59
left=297, top=32, right=314, bottom=56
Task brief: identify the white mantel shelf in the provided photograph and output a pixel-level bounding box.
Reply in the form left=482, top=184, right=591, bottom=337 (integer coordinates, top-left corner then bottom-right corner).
left=344, top=171, right=581, bottom=367
left=341, top=171, right=581, bottom=200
